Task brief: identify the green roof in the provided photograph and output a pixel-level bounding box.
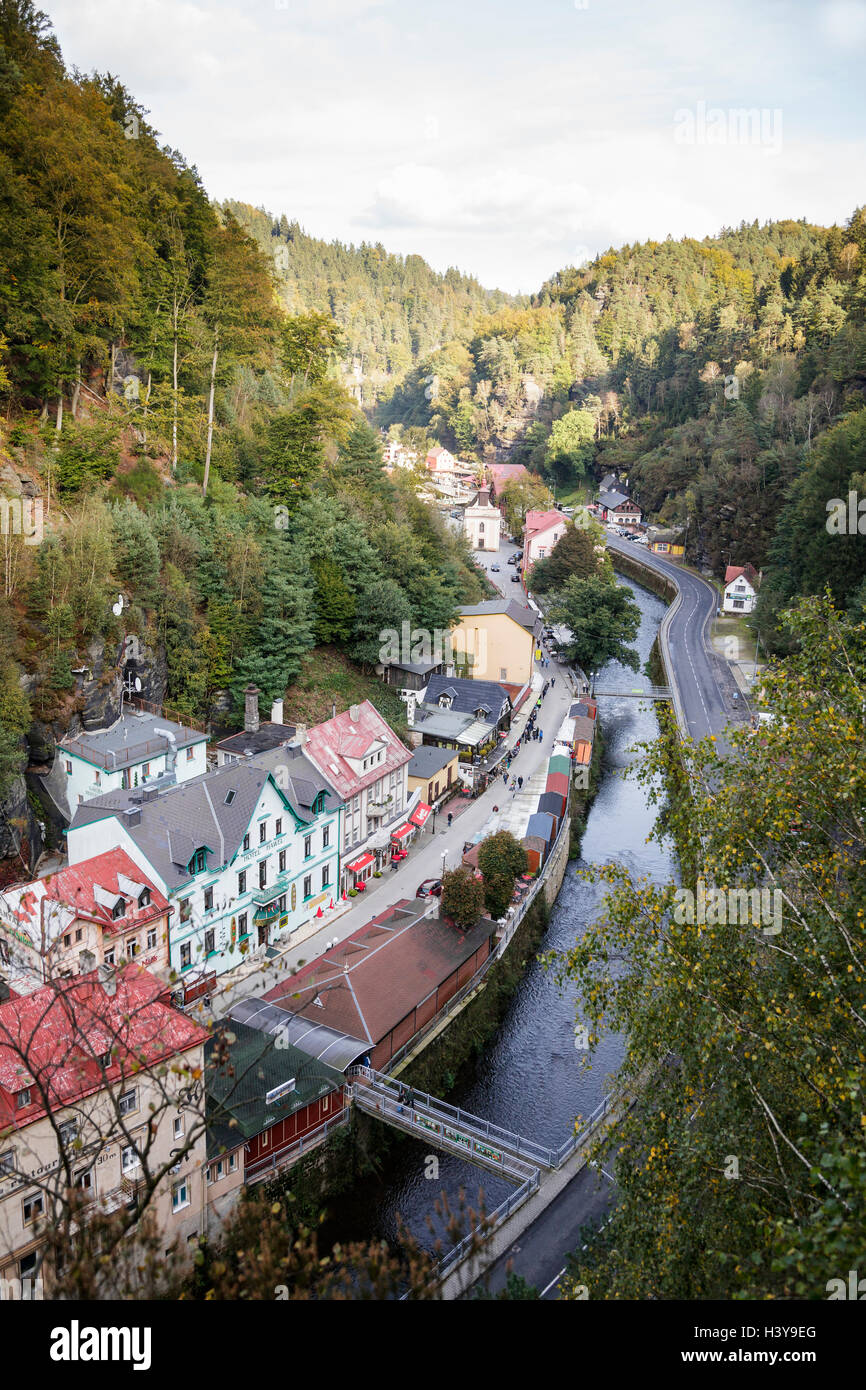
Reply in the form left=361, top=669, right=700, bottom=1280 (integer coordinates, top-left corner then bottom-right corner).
left=206, top=1020, right=344, bottom=1158
left=548, top=754, right=572, bottom=777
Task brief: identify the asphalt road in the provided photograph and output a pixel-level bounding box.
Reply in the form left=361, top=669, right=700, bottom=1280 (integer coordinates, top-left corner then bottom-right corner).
left=604, top=534, right=746, bottom=751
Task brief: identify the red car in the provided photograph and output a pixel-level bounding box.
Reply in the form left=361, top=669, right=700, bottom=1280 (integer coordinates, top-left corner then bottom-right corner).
left=416, top=879, right=443, bottom=898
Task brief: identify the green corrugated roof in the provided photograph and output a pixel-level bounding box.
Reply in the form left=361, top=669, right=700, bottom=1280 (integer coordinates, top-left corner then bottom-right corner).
left=206, top=1020, right=344, bottom=1157
left=548, top=754, right=571, bottom=777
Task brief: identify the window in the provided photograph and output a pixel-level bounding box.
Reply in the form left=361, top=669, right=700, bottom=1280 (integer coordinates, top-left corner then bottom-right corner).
left=186, top=746, right=195, bottom=760
left=275, top=818, right=282, bottom=837
left=172, top=1177, right=190, bottom=1212
left=94, top=771, right=101, bottom=786
left=101, top=1050, right=112, bottom=1068
left=303, top=875, right=312, bottom=899
left=138, top=889, right=150, bottom=908
left=0, top=1150, right=13, bottom=1177
left=304, top=835, right=312, bottom=858
left=207, top=1160, right=223, bottom=1185
left=321, top=866, right=330, bottom=890
left=278, top=895, right=286, bottom=914
left=179, top=898, right=191, bottom=922
left=243, top=833, right=250, bottom=852
left=63, top=933, right=71, bottom=948
left=146, top=927, right=157, bottom=950
left=188, top=848, right=206, bottom=875
left=322, top=824, right=330, bottom=849
left=76, top=1167, right=94, bottom=1194
left=59, top=1119, right=78, bottom=1149
left=278, top=849, right=286, bottom=873
left=180, top=942, right=191, bottom=969
left=128, top=938, right=139, bottom=958
left=75, top=927, right=83, bottom=942
left=228, top=1152, right=237, bottom=1173
left=204, top=886, right=213, bottom=913
left=237, top=912, right=248, bottom=937
left=111, top=898, right=126, bottom=920
left=204, top=928, right=215, bottom=956
left=104, top=949, right=115, bottom=968
left=17, top=1089, right=30, bottom=1110
left=259, top=821, right=267, bottom=844
left=19, top=1251, right=38, bottom=1288
left=173, top=1116, right=184, bottom=1140
left=237, top=869, right=247, bottom=895
left=258, top=860, right=267, bottom=890
left=118, top=1088, right=138, bottom=1117
left=22, top=1194, right=44, bottom=1224
left=121, top=1144, right=139, bottom=1174
left=65, top=759, right=72, bottom=776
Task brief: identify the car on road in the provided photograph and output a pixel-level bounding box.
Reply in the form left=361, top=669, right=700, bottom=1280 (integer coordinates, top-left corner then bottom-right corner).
left=511, top=574, right=521, bottom=583
left=634, top=535, right=649, bottom=545
left=416, top=879, right=442, bottom=898
left=450, top=509, right=462, bottom=518
left=490, top=563, right=500, bottom=572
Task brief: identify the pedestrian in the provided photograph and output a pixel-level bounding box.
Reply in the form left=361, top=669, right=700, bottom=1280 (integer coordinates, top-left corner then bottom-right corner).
left=447, top=811, right=453, bottom=828
left=517, top=776, right=523, bottom=790
left=551, top=678, right=555, bottom=689
left=538, top=727, right=543, bottom=741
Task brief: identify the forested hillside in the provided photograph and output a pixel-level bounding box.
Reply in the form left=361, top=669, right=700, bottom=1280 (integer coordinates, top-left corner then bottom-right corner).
left=225, top=200, right=516, bottom=406
left=0, top=1, right=486, bottom=818
left=379, top=217, right=866, bottom=638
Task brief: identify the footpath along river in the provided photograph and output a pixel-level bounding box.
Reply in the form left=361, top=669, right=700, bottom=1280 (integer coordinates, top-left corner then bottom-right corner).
left=318, top=577, right=678, bottom=1262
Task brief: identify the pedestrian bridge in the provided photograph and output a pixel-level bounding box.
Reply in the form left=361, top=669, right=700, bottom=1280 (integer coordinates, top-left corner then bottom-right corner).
left=592, top=684, right=671, bottom=701
left=348, top=1067, right=552, bottom=1183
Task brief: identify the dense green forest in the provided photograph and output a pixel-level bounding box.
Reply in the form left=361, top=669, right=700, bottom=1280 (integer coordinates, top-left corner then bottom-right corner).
left=379, top=216, right=866, bottom=638
left=0, top=0, right=487, bottom=801
left=226, top=200, right=516, bottom=406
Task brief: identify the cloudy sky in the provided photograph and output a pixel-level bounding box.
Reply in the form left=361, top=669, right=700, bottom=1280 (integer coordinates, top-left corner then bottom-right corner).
left=48, top=0, right=866, bottom=294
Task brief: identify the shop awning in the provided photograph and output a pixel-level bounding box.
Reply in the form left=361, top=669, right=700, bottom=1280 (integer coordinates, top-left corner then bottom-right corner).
left=390, top=823, right=412, bottom=841
left=409, top=802, right=431, bottom=828
left=346, top=851, right=375, bottom=873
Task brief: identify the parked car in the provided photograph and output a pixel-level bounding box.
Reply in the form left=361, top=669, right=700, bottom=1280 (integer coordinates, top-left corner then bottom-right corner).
left=450, top=509, right=462, bottom=518
left=490, top=563, right=500, bottom=572
left=511, top=574, right=521, bottom=583
left=416, top=879, right=443, bottom=898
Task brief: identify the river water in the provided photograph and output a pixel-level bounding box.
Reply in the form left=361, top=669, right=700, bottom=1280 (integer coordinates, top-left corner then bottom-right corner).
left=319, top=578, right=677, bottom=1254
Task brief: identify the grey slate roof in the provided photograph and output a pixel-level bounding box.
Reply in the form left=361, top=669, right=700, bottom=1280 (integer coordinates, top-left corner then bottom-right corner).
left=424, top=674, right=512, bottom=721
left=69, top=754, right=340, bottom=893
left=457, top=599, right=539, bottom=633
left=598, top=489, right=631, bottom=510
left=412, top=706, right=476, bottom=741
left=407, top=745, right=459, bottom=779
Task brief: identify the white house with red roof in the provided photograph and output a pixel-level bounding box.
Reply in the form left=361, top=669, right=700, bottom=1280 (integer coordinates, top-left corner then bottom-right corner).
left=425, top=445, right=458, bottom=477
left=0, top=964, right=208, bottom=1293
left=303, top=701, right=417, bottom=891
left=522, top=508, right=570, bottom=578
left=723, top=564, right=760, bottom=614
left=0, top=850, right=170, bottom=992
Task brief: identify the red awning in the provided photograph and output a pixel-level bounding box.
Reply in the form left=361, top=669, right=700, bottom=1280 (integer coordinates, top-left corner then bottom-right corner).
left=409, top=802, right=431, bottom=828
left=390, top=823, right=413, bottom=841
left=346, top=851, right=375, bottom=873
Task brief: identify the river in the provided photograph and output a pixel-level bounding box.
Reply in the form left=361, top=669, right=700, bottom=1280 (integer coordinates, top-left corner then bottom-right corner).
left=318, top=577, right=677, bottom=1260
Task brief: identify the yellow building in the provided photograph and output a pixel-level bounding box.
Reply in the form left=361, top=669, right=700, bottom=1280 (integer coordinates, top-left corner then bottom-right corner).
left=407, top=745, right=461, bottom=806
left=451, top=600, right=539, bottom=688
left=647, top=526, right=685, bottom=558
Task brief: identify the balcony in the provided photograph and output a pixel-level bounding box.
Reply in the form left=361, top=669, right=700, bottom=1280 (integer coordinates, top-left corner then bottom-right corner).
left=250, top=873, right=292, bottom=907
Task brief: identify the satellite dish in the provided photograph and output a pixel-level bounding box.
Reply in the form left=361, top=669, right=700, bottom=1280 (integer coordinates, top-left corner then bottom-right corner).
left=134, top=677, right=142, bottom=692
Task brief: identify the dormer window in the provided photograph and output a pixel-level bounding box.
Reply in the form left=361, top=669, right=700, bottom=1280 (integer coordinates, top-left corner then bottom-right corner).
left=188, top=848, right=207, bottom=875
left=138, top=888, right=150, bottom=908
left=313, top=792, right=326, bottom=814
left=438, top=694, right=452, bottom=709
left=17, top=1088, right=31, bottom=1110
left=111, top=899, right=126, bottom=921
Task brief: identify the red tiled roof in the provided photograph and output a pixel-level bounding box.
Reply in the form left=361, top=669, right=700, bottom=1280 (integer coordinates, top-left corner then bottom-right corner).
left=263, top=901, right=493, bottom=1047
left=304, top=700, right=412, bottom=801
left=725, top=564, right=758, bottom=586
left=4, top=849, right=168, bottom=942
left=524, top=509, right=569, bottom=537
left=0, top=965, right=207, bottom=1128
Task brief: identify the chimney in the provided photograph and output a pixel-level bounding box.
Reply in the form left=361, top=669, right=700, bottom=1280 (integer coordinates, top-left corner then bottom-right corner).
left=293, top=722, right=307, bottom=746
left=271, top=697, right=284, bottom=725
left=331, top=700, right=337, bottom=720
left=125, top=806, right=141, bottom=826
left=349, top=705, right=360, bottom=722
left=79, top=948, right=96, bottom=975
left=97, top=962, right=117, bottom=997
left=244, top=683, right=261, bottom=734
